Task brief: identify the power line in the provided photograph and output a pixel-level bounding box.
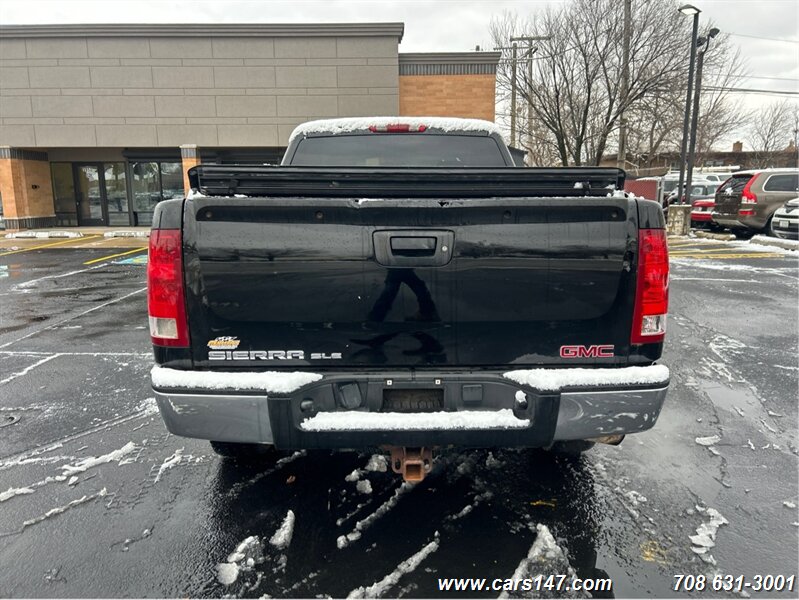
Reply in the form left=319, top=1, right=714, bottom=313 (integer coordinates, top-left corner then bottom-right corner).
left=704, top=86, right=799, bottom=96
left=727, top=32, right=799, bottom=44
left=706, top=73, right=799, bottom=83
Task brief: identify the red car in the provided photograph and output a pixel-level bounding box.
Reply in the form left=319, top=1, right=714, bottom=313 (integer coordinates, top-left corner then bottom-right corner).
left=691, top=198, right=716, bottom=229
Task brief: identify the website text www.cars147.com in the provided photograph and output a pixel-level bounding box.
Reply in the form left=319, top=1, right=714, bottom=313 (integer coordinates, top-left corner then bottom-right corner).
left=437, top=574, right=613, bottom=593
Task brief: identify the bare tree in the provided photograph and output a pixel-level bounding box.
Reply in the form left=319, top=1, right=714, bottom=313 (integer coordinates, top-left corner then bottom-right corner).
left=747, top=100, right=796, bottom=166
left=491, top=1, right=748, bottom=168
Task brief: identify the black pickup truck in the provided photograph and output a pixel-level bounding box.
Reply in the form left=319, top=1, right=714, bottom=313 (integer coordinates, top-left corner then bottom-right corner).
left=148, top=117, right=670, bottom=481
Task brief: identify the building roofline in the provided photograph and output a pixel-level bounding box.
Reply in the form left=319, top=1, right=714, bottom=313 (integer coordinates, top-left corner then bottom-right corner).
left=399, top=52, right=502, bottom=66
left=0, top=22, right=405, bottom=40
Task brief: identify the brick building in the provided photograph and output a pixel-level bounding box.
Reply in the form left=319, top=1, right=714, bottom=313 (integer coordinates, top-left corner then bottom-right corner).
left=0, top=23, right=501, bottom=230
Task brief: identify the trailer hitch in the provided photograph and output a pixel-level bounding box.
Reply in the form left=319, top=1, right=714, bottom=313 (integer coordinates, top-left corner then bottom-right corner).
left=389, top=447, right=433, bottom=482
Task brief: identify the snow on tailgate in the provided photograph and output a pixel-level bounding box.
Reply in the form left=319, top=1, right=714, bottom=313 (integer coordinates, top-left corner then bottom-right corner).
left=504, top=365, right=670, bottom=392
left=289, top=116, right=503, bottom=142
left=301, top=409, right=528, bottom=432
left=151, top=366, right=321, bottom=393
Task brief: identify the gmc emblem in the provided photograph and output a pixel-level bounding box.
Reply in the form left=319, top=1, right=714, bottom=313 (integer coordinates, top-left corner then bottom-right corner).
left=560, top=344, right=615, bottom=358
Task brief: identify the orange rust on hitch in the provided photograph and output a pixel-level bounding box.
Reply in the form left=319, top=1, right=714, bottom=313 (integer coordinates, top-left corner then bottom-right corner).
left=388, top=447, right=433, bottom=482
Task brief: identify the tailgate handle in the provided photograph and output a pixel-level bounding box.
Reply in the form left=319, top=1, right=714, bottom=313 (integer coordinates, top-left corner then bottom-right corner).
left=373, top=230, right=454, bottom=267
left=390, top=236, right=436, bottom=256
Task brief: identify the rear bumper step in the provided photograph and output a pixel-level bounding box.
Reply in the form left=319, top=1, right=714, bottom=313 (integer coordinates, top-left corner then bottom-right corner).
left=152, top=366, right=669, bottom=449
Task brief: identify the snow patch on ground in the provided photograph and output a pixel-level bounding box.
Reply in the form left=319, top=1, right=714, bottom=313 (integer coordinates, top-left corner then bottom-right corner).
left=60, top=442, right=137, bottom=475
left=689, top=506, right=728, bottom=566
left=151, top=366, right=322, bottom=393
left=356, top=480, right=373, bottom=495
left=0, top=486, right=34, bottom=502
left=504, top=365, right=669, bottom=392
left=154, top=448, right=183, bottom=483
left=499, top=524, right=583, bottom=599
left=217, top=535, right=265, bottom=586
left=270, top=510, right=296, bottom=550
left=337, top=483, right=415, bottom=549
left=695, top=435, right=721, bottom=447
left=18, top=488, right=107, bottom=532
left=135, top=397, right=159, bottom=416
left=347, top=533, right=440, bottom=598
left=365, top=454, right=388, bottom=473
left=302, top=409, right=528, bottom=432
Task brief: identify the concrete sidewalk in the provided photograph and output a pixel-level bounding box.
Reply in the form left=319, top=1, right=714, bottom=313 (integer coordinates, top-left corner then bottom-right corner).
left=1, top=227, right=150, bottom=251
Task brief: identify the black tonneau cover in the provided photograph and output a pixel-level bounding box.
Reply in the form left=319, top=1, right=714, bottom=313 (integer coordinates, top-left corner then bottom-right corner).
left=188, top=166, right=625, bottom=198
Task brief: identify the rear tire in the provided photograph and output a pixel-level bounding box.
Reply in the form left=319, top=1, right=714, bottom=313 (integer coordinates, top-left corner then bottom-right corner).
left=547, top=440, right=595, bottom=456
left=210, top=441, right=279, bottom=461
left=732, top=228, right=754, bottom=240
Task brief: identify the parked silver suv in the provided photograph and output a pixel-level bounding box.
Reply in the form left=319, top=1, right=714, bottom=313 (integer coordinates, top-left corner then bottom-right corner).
left=712, top=169, right=799, bottom=238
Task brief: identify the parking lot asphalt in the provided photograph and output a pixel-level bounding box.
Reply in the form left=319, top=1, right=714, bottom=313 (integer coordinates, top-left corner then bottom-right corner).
left=0, top=240, right=797, bottom=598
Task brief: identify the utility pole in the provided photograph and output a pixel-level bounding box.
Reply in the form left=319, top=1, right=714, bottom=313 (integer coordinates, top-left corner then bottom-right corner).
left=510, top=43, right=517, bottom=147
left=617, top=0, right=631, bottom=171
left=685, top=28, right=719, bottom=206
left=677, top=4, right=702, bottom=204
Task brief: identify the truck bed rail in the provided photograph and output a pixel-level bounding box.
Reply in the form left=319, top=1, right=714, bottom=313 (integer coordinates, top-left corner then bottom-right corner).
left=188, top=166, right=625, bottom=198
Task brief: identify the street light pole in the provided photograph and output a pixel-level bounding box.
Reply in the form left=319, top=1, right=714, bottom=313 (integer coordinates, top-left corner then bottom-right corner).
left=685, top=28, right=719, bottom=207
left=677, top=4, right=701, bottom=205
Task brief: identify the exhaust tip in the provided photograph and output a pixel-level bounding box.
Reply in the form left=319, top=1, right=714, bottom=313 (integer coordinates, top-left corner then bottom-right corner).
left=587, top=434, right=625, bottom=446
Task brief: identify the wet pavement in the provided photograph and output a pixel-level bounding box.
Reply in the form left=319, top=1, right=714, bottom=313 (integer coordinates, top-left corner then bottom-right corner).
left=0, top=240, right=797, bottom=598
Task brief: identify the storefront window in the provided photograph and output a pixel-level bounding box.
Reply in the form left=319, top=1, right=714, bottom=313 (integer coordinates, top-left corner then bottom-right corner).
left=131, top=161, right=182, bottom=226
left=51, top=162, right=77, bottom=226
left=105, top=163, right=129, bottom=226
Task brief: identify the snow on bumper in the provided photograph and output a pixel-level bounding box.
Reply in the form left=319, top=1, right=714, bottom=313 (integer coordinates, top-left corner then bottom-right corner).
left=151, top=365, right=669, bottom=448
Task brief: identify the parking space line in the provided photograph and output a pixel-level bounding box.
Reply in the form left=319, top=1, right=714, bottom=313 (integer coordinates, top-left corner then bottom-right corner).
left=83, top=247, right=148, bottom=266
left=0, top=354, right=60, bottom=386
left=670, top=253, right=784, bottom=259
left=0, top=235, right=104, bottom=256
left=0, top=287, right=146, bottom=349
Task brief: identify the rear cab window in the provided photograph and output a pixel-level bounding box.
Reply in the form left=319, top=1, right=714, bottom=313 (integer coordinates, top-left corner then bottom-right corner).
left=289, top=134, right=508, bottom=167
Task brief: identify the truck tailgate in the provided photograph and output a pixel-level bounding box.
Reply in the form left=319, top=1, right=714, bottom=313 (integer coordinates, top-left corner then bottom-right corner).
left=181, top=169, right=638, bottom=370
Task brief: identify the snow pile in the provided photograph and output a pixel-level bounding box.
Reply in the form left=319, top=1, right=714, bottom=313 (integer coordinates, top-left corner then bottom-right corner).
left=270, top=510, right=296, bottom=550
left=356, top=480, right=373, bottom=495
left=347, top=533, right=440, bottom=598
left=60, top=442, right=137, bottom=476
left=135, top=397, right=159, bottom=416
left=750, top=235, right=799, bottom=251
left=689, top=506, right=728, bottom=566
left=154, top=448, right=184, bottom=483
left=365, top=454, right=388, bottom=473
left=504, top=365, right=669, bottom=392
left=499, top=524, right=584, bottom=599
left=302, top=409, right=528, bottom=432
left=784, top=501, right=797, bottom=509
left=0, top=486, right=35, bottom=503
left=337, top=483, right=415, bottom=549
left=21, top=488, right=108, bottom=531
left=289, top=116, right=502, bottom=143
left=695, top=435, right=721, bottom=447
left=216, top=535, right=265, bottom=586
left=151, top=366, right=322, bottom=393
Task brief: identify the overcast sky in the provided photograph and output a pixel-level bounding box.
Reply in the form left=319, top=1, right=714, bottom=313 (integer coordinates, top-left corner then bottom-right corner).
left=2, top=0, right=797, bottom=145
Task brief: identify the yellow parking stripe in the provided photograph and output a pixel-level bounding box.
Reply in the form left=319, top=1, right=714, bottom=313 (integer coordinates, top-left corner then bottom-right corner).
left=83, top=247, right=148, bottom=265
left=0, top=235, right=103, bottom=256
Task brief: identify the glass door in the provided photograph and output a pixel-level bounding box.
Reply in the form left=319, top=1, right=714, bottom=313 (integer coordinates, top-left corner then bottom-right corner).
left=74, top=164, right=105, bottom=226
left=104, top=163, right=130, bottom=226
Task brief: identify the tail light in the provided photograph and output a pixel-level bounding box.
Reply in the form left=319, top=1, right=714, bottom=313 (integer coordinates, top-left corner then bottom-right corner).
left=741, top=176, right=758, bottom=204
left=368, top=124, right=427, bottom=133
left=147, top=229, right=189, bottom=347
left=631, top=228, right=669, bottom=344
